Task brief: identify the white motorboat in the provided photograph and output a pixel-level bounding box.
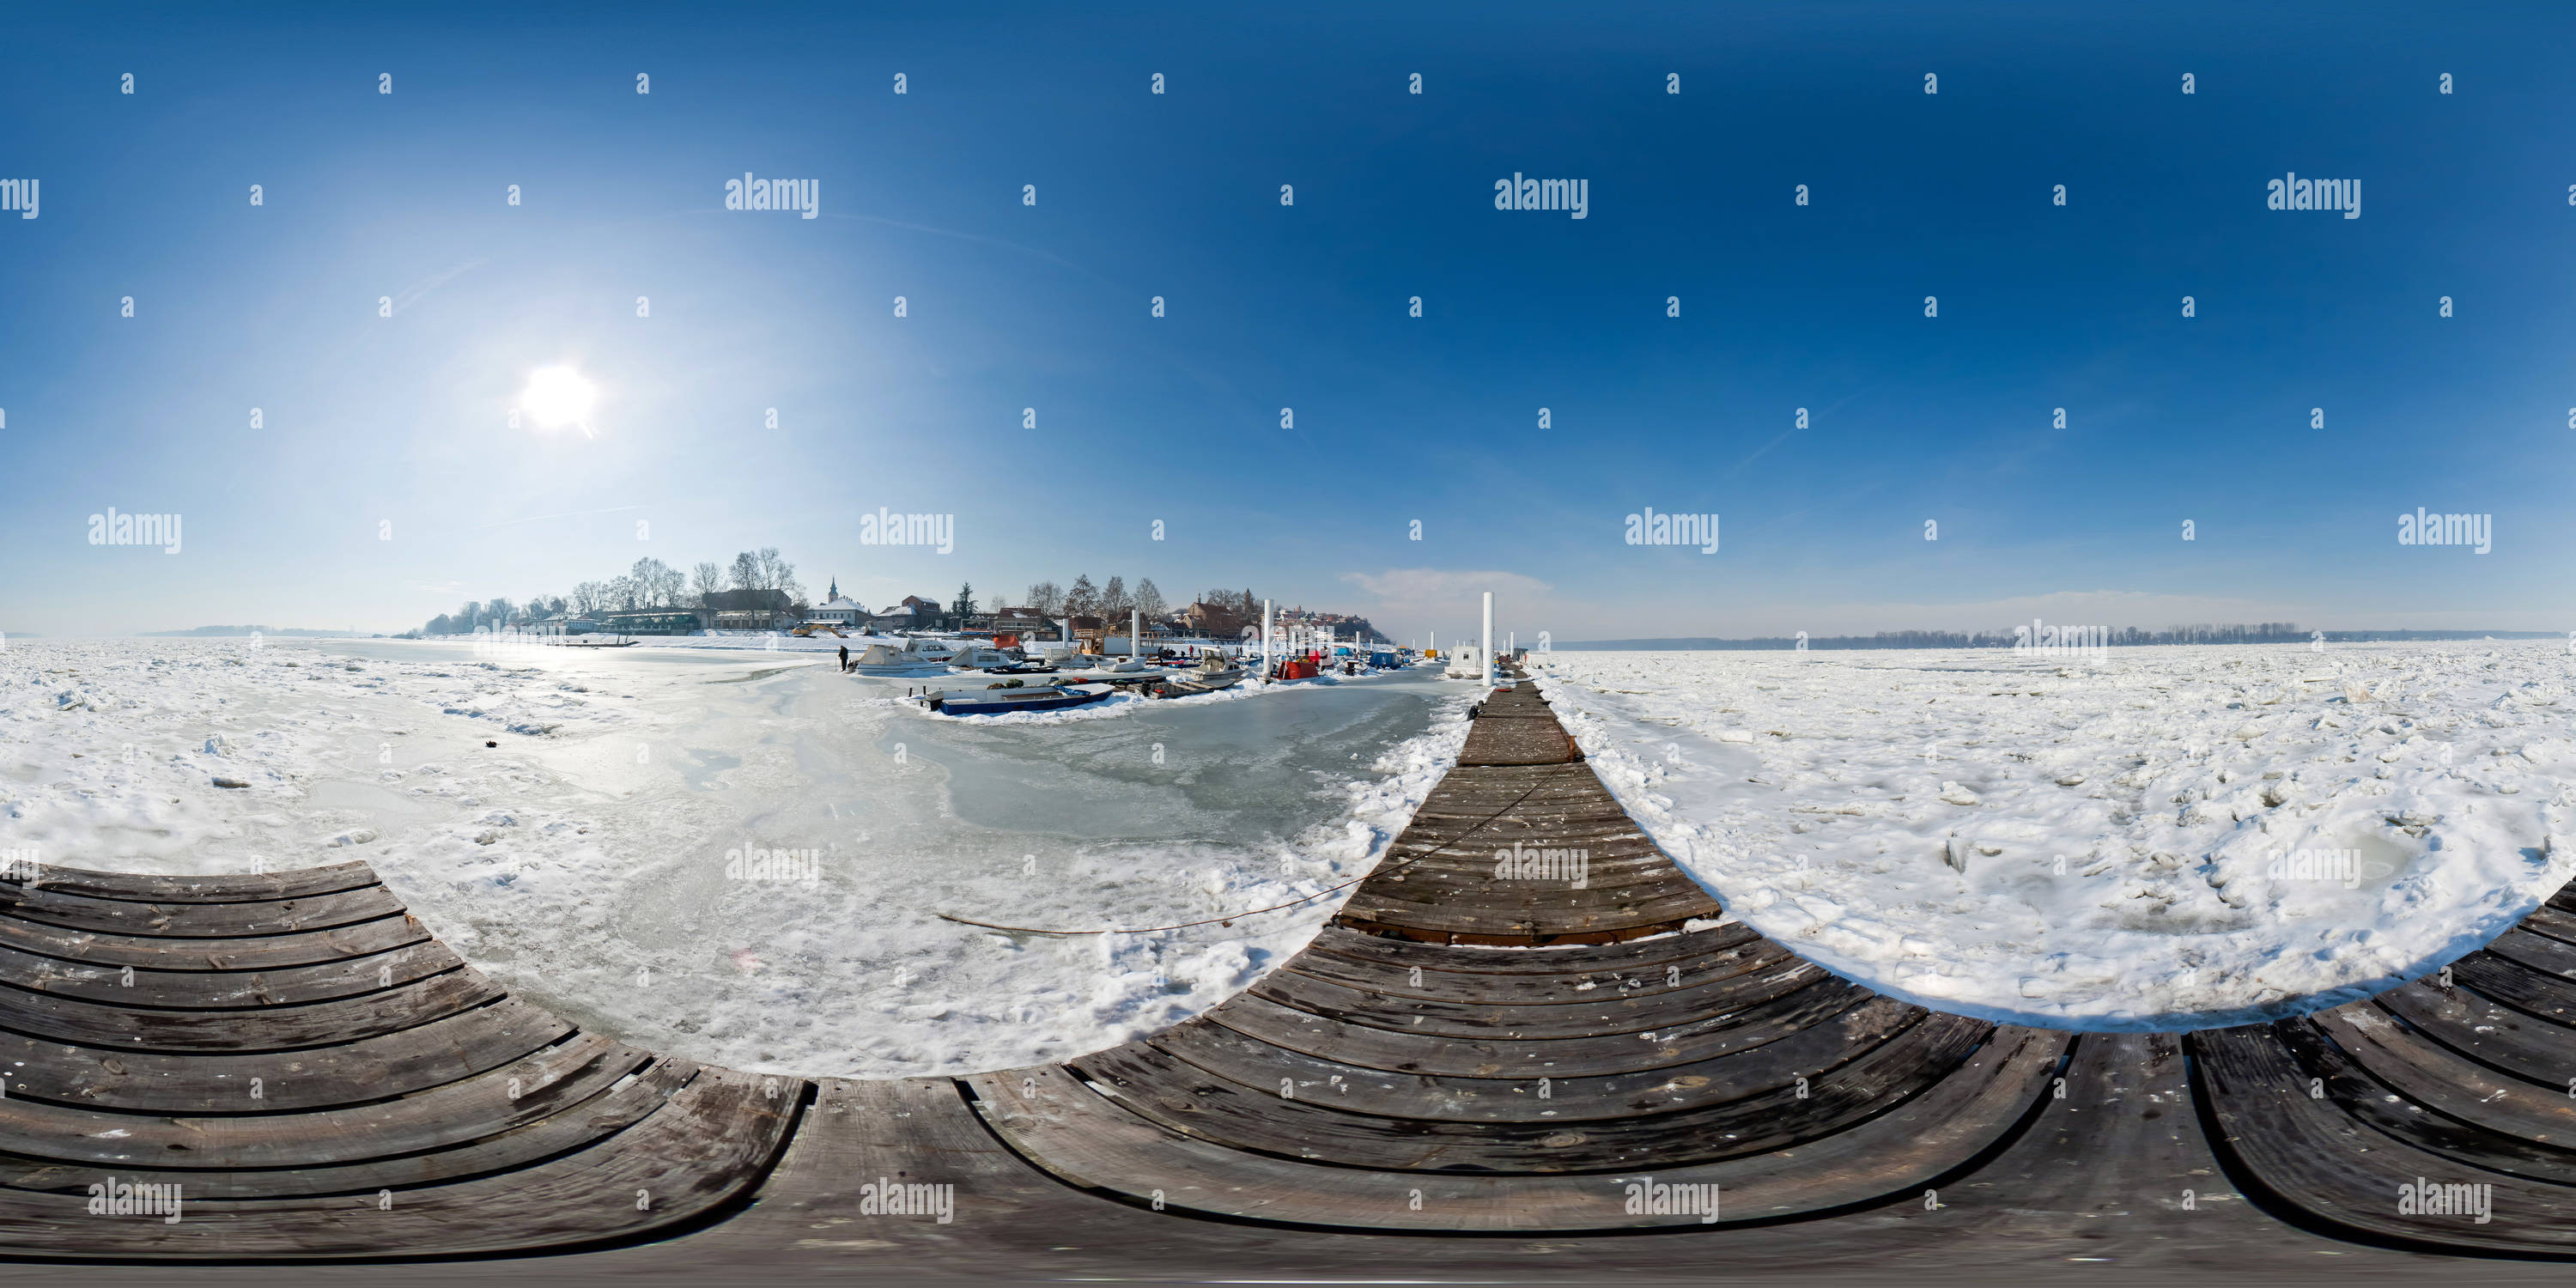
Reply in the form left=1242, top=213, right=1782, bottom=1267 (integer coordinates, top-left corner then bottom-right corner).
left=1443, top=645, right=1487, bottom=679
left=896, top=635, right=959, bottom=663
left=851, top=641, right=952, bottom=677
left=1157, top=653, right=1245, bottom=696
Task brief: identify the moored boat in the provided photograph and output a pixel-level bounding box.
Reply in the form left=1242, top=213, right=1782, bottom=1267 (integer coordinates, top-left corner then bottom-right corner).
left=925, top=682, right=1115, bottom=716
left=1156, top=653, right=1245, bottom=696
left=851, top=641, right=951, bottom=677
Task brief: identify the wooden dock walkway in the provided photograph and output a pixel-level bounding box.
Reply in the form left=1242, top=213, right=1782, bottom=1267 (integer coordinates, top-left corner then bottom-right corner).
left=4, top=665, right=2575, bottom=1270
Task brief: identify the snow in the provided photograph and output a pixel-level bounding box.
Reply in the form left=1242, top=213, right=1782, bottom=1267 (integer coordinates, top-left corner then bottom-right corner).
left=1529, top=641, right=2576, bottom=1030
left=0, top=638, right=1473, bottom=1075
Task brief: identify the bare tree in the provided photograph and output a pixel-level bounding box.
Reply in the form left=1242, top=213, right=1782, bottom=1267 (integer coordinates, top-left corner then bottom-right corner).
left=1024, top=580, right=1062, bottom=617
left=1064, top=574, right=1099, bottom=618
left=629, top=557, right=681, bottom=607
left=754, top=547, right=793, bottom=592
left=569, top=582, right=605, bottom=617
left=1099, top=575, right=1131, bottom=621
left=728, top=550, right=761, bottom=592
left=1133, top=578, right=1167, bottom=623
left=691, top=562, right=724, bottom=606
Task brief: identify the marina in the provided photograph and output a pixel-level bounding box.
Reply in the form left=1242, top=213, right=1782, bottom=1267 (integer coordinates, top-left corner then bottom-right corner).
left=6, top=660, right=2573, bottom=1270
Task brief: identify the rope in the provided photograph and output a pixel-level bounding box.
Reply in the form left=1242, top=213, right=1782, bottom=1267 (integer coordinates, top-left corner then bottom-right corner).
left=935, top=749, right=1558, bottom=938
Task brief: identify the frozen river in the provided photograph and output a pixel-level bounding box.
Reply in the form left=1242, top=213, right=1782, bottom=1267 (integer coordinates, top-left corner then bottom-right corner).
left=2, top=638, right=1473, bottom=1075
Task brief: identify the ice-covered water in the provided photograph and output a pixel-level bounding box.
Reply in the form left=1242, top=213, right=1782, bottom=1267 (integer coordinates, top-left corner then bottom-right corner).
left=1534, top=641, right=2576, bottom=1030
left=0, top=638, right=1473, bottom=1074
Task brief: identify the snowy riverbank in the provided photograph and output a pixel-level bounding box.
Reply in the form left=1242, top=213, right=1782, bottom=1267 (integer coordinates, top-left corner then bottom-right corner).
left=1533, top=641, right=2576, bottom=1030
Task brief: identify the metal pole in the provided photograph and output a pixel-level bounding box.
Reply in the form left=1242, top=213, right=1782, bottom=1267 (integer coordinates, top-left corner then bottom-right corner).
left=1482, top=592, right=1494, bottom=686
left=1132, top=609, right=1141, bottom=664
left=1262, top=599, right=1273, bottom=680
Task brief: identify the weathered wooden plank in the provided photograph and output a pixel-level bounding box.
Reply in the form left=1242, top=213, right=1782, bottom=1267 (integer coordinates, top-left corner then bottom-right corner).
left=1381, top=839, right=1680, bottom=879
left=1273, top=932, right=1792, bottom=1019
left=0, top=967, right=506, bottom=1053
left=0, top=996, right=574, bottom=1113
left=1347, top=866, right=1714, bottom=913
left=1909, top=1031, right=2277, bottom=1243
left=1455, top=720, right=1582, bottom=766
left=0, top=1066, right=799, bottom=1259
left=2483, top=927, right=2576, bottom=981
left=2451, top=950, right=2576, bottom=1025
left=968, top=1026, right=2061, bottom=1230
left=1335, top=889, right=1721, bottom=940
left=1294, top=921, right=1749, bottom=980
left=0, top=1054, right=696, bottom=1200
left=2269, top=1018, right=2576, bottom=1185
left=0, top=1033, right=654, bottom=1171
left=0, top=910, right=430, bottom=971
left=2372, top=981, right=2576, bottom=1089
left=1211, top=975, right=1872, bottom=1078
left=1248, top=944, right=1809, bottom=1042
left=2517, top=902, right=2576, bottom=948
left=1071, top=1011, right=1990, bottom=1172
left=2194, top=1024, right=2576, bottom=1253
left=0, top=883, right=406, bottom=939
left=2312, top=1002, right=2576, bottom=1153
left=1288, top=924, right=1761, bottom=1003
left=1352, top=868, right=1710, bottom=915
left=1385, top=818, right=1658, bottom=852
left=0, top=937, right=461, bottom=1009
left=1148, top=993, right=1923, bottom=1123
left=1408, top=787, right=1620, bottom=816
left=642, top=1075, right=1175, bottom=1261
left=0, top=862, right=382, bottom=905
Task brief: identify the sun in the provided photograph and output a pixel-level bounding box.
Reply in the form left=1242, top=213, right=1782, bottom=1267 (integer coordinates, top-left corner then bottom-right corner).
left=519, top=366, right=598, bottom=435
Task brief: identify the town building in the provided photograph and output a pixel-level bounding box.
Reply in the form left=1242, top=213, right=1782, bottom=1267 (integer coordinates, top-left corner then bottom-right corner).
left=809, top=578, right=868, bottom=628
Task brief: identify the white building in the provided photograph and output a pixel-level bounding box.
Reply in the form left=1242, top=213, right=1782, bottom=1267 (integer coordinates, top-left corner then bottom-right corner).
left=809, top=578, right=868, bottom=627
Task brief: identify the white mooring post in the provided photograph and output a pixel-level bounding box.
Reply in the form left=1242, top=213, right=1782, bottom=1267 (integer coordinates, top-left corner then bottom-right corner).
left=1132, top=609, right=1142, bottom=664
left=1482, top=592, right=1495, bottom=687
left=1262, top=599, right=1273, bottom=680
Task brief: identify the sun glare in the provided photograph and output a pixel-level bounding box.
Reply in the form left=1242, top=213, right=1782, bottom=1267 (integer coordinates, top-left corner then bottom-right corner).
left=519, top=366, right=598, bottom=434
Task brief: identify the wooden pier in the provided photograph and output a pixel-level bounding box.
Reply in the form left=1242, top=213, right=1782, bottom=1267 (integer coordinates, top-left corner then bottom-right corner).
left=4, top=666, right=2575, bottom=1272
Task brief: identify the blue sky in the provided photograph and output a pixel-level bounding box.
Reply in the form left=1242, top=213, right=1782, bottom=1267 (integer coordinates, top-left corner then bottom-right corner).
left=4, top=1, right=2571, bottom=642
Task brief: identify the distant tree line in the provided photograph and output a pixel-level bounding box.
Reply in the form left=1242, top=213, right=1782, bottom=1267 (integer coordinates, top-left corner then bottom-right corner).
left=1567, top=623, right=2398, bottom=651
left=408, top=548, right=805, bottom=637
left=1015, top=575, right=1182, bottom=624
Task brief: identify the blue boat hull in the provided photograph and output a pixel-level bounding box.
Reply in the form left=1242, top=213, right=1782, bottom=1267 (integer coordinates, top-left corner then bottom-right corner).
left=929, top=685, right=1114, bottom=716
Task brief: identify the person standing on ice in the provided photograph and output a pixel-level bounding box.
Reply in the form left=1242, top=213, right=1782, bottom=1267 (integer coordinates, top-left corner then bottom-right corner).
left=838, top=643, right=849, bottom=673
